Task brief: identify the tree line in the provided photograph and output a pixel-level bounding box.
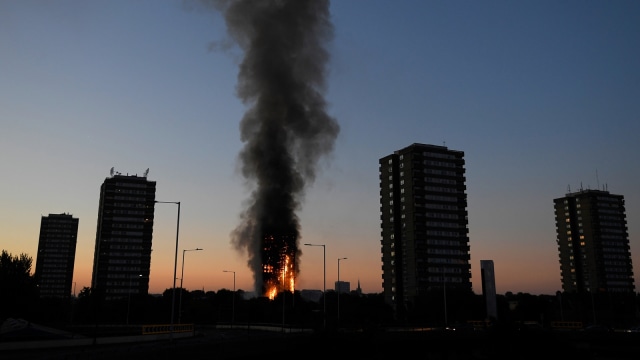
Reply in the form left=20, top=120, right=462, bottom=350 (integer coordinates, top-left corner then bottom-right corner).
left=2, top=249, right=639, bottom=334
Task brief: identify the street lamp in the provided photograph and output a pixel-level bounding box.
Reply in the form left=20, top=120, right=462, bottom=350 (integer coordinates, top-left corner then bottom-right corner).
left=337, top=257, right=347, bottom=327
left=127, top=274, right=142, bottom=325
left=179, top=248, right=203, bottom=323
left=223, top=270, right=235, bottom=327
left=155, top=200, right=180, bottom=335
left=304, top=243, right=326, bottom=330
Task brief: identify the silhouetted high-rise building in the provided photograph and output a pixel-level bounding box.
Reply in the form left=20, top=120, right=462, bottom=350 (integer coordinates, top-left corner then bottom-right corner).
left=554, top=189, right=635, bottom=293
left=480, top=260, right=497, bottom=320
left=34, top=213, right=79, bottom=299
left=91, top=169, right=156, bottom=300
left=380, top=143, right=471, bottom=316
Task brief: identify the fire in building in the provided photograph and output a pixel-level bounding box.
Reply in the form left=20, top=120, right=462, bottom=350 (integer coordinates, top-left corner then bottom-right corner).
left=262, top=234, right=296, bottom=299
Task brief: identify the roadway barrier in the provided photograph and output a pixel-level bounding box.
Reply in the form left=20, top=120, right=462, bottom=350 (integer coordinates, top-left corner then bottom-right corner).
left=142, top=323, right=194, bottom=335
left=551, top=321, right=583, bottom=330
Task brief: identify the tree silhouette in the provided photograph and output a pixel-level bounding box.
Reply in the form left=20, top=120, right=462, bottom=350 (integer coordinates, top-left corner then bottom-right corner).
left=0, top=250, right=38, bottom=320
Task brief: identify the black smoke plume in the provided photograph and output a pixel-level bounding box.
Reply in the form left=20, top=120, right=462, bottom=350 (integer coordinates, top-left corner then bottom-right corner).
left=205, top=0, right=339, bottom=296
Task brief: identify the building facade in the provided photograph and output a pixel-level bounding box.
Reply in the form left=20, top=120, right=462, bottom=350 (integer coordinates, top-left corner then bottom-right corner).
left=480, top=260, right=498, bottom=320
left=34, top=213, right=79, bottom=299
left=380, top=143, right=471, bottom=315
left=335, top=280, right=350, bottom=294
left=91, top=170, right=156, bottom=300
left=554, top=189, right=635, bottom=294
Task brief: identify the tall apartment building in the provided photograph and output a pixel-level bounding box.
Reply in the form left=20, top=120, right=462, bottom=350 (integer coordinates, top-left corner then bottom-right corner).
left=34, top=213, right=79, bottom=299
left=91, top=169, right=156, bottom=300
left=379, top=143, right=471, bottom=314
left=554, top=189, right=635, bottom=293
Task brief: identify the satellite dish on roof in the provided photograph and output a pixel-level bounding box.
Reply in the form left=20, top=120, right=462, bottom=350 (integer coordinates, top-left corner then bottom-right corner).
left=110, top=167, right=114, bottom=176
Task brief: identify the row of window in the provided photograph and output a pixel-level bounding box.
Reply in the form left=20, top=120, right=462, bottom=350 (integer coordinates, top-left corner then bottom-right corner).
left=106, top=266, right=144, bottom=273
left=423, top=160, right=456, bottom=168
left=38, top=252, right=73, bottom=258
left=423, top=169, right=458, bottom=176
left=425, top=221, right=465, bottom=229
left=107, top=259, right=143, bottom=264
left=425, top=186, right=460, bottom=193
left=104, top=237, right=144, bottom=243
left=108, top=231, right=144, bottom=236
left=424, top=276, right=465, bottom=283
left=38, top=268, right=70, bottom=275
left=106, top=251, right=145, bottom=257
left=603, top=253, right=631, bottom=259
left=114, top=181, right=150, bottom=188
left=423, top=239, right=465, bottom=246
left=112, top=222, right=144, bottom=229
left=424, top=194, right=458, bottom=202
left=41, top=227, right=77, bottom=232
left=114, top=209, right=146, bottom=215
left=425, top=212, right=460, bottom=219
left=38, top=278, right=67, bottom=285
left=111, top=202, right=148, bottom=208
left=115, top=188, right=150, bottom=195
left=426, top=230, right=464, bottom=237
left=424, top=203, right=461, bottom=210
left=426, top=258, right=468, bottom=265
left=423, top=151, right=457, bottom=160
left=426, top=248, right=468, bottom=255
left=112, top=216, right=146, bottom=222
left=39, top=242, right=74, bottom=248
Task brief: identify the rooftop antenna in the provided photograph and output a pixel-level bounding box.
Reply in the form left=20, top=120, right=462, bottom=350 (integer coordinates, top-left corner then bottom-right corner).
left=567, top=184, right=571, bottom=193
left=596, top=169, right=600, bottom=190
left=110, top=167, right=114, bottom=177
left=143, top=168, right=149, bottom=178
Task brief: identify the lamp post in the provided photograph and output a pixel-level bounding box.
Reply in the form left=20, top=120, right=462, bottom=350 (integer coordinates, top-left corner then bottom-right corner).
left=222, top=270, right=236, bottom=327
left=337, top=257, right=347, bottom=327
left=127, top=274, right=142, bottom=325
left=304, top=243, right=325, bottom=330
left=155, top=200, right=180, bottom=335
left=179, top=248, right=203, bottom=323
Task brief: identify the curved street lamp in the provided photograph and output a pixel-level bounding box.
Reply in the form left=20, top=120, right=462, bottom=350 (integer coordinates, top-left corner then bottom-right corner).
left=155, top=200, right=180, bottom=336
left=179, top=248, right=203, bottom=323
left=223, top=270, right=236, bottom=327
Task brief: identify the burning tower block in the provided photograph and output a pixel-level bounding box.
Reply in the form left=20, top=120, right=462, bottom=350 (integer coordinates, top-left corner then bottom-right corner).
left=262, top=234, right=297, bottom=299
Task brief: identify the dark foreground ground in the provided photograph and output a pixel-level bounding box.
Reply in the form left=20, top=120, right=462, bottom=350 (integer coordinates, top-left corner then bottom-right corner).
left=2, top=327, right=640, bottom=360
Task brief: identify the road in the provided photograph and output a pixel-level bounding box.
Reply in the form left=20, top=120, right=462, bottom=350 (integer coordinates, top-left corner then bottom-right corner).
left=2, top=327, right=640, bottom=360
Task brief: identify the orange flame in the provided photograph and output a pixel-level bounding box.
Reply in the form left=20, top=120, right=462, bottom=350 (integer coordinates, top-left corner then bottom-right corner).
left=263, top=254, right=295, bottom=300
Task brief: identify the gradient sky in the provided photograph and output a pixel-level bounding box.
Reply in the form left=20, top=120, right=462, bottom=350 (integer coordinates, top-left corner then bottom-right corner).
left=1, top=0, right=639, bottom=296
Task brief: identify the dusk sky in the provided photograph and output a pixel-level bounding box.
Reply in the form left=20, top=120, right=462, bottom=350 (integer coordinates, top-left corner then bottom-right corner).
left=1, top=0, right=639, bottom=296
